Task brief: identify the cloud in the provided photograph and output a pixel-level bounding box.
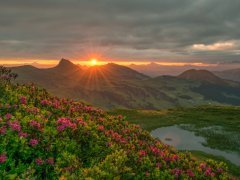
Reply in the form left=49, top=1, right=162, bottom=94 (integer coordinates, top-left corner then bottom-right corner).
left=0, top=0, right=240, bottom=63
left=192, top=41, right=235, bottom=51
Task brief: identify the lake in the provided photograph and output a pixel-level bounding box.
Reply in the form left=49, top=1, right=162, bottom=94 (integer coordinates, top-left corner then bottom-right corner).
left=151, top=125, right=240, bottom=166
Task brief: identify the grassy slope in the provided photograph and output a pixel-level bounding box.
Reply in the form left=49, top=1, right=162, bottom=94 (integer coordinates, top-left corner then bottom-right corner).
left=109, top=106, right=240, bottom=176
left=1, top=82, right=233, bottom=179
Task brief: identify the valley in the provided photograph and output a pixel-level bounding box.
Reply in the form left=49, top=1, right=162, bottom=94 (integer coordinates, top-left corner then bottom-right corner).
left=11, top=59, right=240, bottom=109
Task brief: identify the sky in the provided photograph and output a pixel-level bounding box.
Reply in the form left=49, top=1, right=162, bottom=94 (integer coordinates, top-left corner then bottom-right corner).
left=0, top=0, right=240, bottom=66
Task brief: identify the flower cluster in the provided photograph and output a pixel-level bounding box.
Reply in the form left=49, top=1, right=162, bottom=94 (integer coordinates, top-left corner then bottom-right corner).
left=29, top=120, right=41, bottom=130
left=8, top=120, right=21, bottom=132
left=0, top=82, right=231, bottom=179
left=29, top=139, right=38, bottom=147
left=19, top=96, right=27, bottom=105
left=0, top=154, right=7, bottom=163
left=57, top=117, right=76, bottom=132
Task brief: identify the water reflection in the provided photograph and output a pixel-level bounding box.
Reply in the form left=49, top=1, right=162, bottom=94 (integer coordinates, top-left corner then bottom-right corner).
left=151, top=125, right=240, bottom=166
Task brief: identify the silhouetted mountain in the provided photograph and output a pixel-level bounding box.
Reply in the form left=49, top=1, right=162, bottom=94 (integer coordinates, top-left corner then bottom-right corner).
left=178, top=69, right=227, bottom=85
left=129, top=63, right=240, bottom=77
left=11, top=59, right=240, bottom=109
left=214, top=68, right=240, bottom=82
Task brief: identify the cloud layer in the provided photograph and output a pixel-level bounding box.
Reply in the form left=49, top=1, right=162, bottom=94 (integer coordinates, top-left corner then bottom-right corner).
left=0, top=0, right=240, bottom=63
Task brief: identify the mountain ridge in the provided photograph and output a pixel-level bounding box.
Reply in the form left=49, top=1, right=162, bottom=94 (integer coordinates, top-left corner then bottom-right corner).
left=178, top=69, right=227, bottom=85
left=11, top=59, right=240, bottom=109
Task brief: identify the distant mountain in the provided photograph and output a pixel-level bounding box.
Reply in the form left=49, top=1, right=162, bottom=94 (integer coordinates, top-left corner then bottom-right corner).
left=178, top=69, right=227, bottom=85
left=128, top=62, right=240, bottom=77
left=11, top=59, right=240, bottom=109
left=129, top=62, right=188, bottom=77
left=214, top=68, right=240, bottom=82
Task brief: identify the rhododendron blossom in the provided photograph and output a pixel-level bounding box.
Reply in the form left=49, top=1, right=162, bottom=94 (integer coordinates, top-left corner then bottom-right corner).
left=19, top=96, right=27, bottom=105
left=29, top=139, right=38, bottom=147
left=8, top=120, right=21, bottom=132
left=0, top=80, right=231, bottom=178
left=0, top=126, right=7, bottom=135
left=35, top=158, right=43, bottom=165
left=187, top=169, right=194, bottom=177
left=0, top=154, right=7, bottom=163
left=46, top=157, right=54, bottom=165
left=18, top=131, right=28, bottom=138
left=98, top=125, right=104, bottom=131
left=29, top=120, right=41, bottom=130
left=57, top=117, right=76, bottom=132
left=5, top=113, right=12, bottom=120
left=138, top=150, right=147, bottom=157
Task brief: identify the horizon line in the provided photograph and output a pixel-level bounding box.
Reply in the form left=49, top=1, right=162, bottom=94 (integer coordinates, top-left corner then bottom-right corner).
left=0, top=58, right=220, bottom=68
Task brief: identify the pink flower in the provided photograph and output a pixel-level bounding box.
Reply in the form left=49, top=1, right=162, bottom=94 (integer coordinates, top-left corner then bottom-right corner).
left=216, top=168, right=223, bottom=174
left=0, top=154, right=7, bottom=163
left=0, top=126, right=7, bottom=135
left=171, top=168, right=182, bottom=178
left=29, top=139, right=38, bottom=147
left=35, top=158, right=43, bottom=165
left=150, top=146, right=160, bottom=155
left=19, top=96, right=27, bottom=105
left=18, top=131, right=28, bottom=138
left=138, top=150, right=147, bottom=157
left=156, top=162, right=162, bottom=169
left=56, top=117, right=76, bottom=132
left=40, top=99, right=49, bottom=105
left=97, top=125, right=104, bottom=131
left=57, top=125, right=66, bottom=132
left=186, top=169, right=195, bottom=177
left=205, top=167, right=212, bottom=176
left=5, top=113, right=12, bottom=120
left=211, top=172, right=216, bottom=177
left=117, top=115, right=123, bottom=119
left=172, top=154, right=179, bottom=161
left=199, top=163, right=206, bottom=169
left=46, top=157, right=54, bottom=165
left=29, top=120, right=41, bottom=130
left=8, top=120, right=21, bottom=132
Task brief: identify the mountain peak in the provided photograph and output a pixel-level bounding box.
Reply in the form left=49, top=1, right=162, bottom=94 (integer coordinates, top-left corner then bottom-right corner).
left=55, top=58, right=79, bottom=69
left=50, top=58, right=80, bottom=73
left=58, top=58, right=74, bottom=66
left=178, top=69, right=225, bottom=84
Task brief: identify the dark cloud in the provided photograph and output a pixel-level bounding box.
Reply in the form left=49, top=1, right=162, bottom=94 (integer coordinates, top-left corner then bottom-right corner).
left=0, top=0, right=240, bottom=63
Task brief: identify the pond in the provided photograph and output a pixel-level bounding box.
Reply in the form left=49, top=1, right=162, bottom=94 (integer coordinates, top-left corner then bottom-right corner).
left=151, top=125, right=240, bottom=166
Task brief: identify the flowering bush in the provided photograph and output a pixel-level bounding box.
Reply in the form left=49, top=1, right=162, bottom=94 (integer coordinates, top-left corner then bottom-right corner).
left=0, top=73, right=233, bottom=179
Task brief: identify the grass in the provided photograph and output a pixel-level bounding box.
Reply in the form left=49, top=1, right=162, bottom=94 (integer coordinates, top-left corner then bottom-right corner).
left=109, top=106, right=240, bottom=152
left=109, top=105, right=240, bottom=176
left=190, top=151, right=240, bottom=177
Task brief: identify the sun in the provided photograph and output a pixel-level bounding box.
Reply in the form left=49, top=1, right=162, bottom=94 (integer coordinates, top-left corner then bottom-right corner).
left=90, top=58, right=98, bottom=66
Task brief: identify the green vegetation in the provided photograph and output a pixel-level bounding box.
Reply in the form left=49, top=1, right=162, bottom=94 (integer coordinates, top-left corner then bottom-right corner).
left=0, top=67, right=233, bottom=179
left=190, top=151, right=240, bottom=177
left=109, top=106, right=240, bottom=176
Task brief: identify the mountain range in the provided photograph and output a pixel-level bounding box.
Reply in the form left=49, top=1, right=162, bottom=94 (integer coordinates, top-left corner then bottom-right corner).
left=129, top=62, right=240, bottom=77
left=11, top=59, right=240, bottom=109
left=214, top=68, right=240, bottom=82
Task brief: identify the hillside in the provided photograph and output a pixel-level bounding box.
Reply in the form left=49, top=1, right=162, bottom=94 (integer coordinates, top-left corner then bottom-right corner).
left=11, top=59, right=240, bottom=109
left=0, top=67, right=231, bottom=179
left=214, top=68, right=240, bottom=82
left=178, top=69, right=227, bottom=85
